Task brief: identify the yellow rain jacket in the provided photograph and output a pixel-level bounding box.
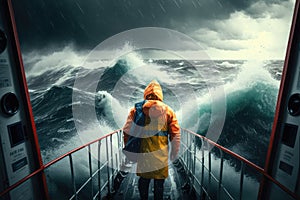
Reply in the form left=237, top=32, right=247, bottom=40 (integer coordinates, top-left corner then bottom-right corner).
left=123, top=80, right=180, bottom=179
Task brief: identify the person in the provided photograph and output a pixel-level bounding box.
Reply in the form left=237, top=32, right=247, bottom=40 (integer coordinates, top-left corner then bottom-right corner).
left=122, top=80, right=180, bottom=200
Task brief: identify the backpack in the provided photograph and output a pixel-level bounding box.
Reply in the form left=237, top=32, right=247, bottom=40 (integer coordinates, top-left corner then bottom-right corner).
left=122, top=100, right=147, bottom=162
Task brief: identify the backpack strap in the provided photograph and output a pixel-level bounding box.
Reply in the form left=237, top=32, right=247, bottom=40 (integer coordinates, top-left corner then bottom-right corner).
left=133, top=100, right=147, bottom=126
left=122, top=100, right=147, bottom=161
left=128, top=100, right=147, bottom=137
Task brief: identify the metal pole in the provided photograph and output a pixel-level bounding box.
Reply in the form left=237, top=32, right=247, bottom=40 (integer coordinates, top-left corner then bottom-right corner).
left=208, top=149, right=212, bottom=195
left=218, top=150, right=224, bottom=200
left=98, top=141, right=101, bottom=199
left=106, top=138, right=111, bottom=195
left=201, top=138, right=205, bottom=198
left=88, top=145, right=93, bottom=198
left=239, top=162, right=245, bottom=200
left=192, top=136, right=197, bottom=186
left=69, top=154, right=77, bottom=200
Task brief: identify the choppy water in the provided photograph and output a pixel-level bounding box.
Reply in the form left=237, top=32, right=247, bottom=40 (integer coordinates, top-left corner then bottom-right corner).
left=25, top=48, right=282, bottom=198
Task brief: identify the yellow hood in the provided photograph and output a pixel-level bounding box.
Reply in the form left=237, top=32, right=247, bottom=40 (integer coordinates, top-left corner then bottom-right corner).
left=143, top=80, right=163, bottom=101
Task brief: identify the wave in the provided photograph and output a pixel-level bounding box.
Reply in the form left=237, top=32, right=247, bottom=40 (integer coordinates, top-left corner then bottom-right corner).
left=26, top=49, right=284, bottom=198
left=197, top=60, right=280, bottom=168
left=27, top=45, right=283, bottom=167
left=220, top=81, right=277, bottom=167
left=24, top=45, right=87, bottom=77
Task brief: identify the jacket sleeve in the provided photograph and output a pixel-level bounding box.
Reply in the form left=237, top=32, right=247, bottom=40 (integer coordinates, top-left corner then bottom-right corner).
left=167, top=108, right=180, bottom=161
left=122, top=108, right=135, bottom=145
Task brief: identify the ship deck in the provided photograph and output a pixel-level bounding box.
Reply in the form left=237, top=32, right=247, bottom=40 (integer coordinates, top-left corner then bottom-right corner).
left=1, top=129, right=298, bottom=200
left=111, top=160, right=194, bottom=200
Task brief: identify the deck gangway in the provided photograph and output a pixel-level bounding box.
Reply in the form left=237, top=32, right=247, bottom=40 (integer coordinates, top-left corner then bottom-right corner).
left=0, top=128, right=298, bottom=200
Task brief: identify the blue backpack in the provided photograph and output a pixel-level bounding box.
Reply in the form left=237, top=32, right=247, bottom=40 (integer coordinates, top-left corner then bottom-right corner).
left=122, top=100, right=147, bottom=162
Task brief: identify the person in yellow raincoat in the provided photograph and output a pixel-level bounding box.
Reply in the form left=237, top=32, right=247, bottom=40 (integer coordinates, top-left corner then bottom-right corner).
left=123, top=80, right=181, bottom=200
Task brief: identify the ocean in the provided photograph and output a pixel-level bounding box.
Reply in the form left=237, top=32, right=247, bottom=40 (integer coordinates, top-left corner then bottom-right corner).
left=24, top=48, right=282, bottom=198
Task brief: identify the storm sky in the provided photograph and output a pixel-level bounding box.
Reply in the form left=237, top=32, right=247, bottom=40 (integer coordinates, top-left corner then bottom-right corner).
left=12, top=0, right=295, bottom=60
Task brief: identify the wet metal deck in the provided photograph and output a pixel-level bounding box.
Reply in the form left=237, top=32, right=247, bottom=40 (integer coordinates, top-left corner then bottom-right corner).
left=111, top=162, right=194, bottom=200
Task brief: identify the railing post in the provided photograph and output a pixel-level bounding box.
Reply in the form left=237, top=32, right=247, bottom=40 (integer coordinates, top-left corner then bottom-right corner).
left=187, top=133, right=191, bottom=176
left=116, top=130, right=121, bottom=171
left=218, top=150, right=224, bottom=200
left=69, top=154, right=77, bottom=200
left=106, top=137, right=111, bottom=195
left=208, top=148, right=212, bottom=195
left=98, top=140, right=101, bottom=200
left=88, top=145, right=93, bottom=199
left=201, top=138, right=205, bottom=198
left=183, top=130, right=187, bottom=165
left=192, top=136, right=197, bottom=186
left=239, top=162, right=245, bottom=200
left=110, top=135, right=114, bottom=181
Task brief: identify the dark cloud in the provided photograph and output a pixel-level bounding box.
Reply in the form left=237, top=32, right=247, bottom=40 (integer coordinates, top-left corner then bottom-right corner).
left=244, top=0, right=292, bottom=18
left=11, top=0, right=291, bottom=53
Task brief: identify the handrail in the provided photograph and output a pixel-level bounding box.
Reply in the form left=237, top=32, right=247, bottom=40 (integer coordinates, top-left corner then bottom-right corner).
left=180, top=128, right=298, bottom=200
left=0, top=128, right=298, bottom=199
left=183, top=128, right=265, bottom=173
left=0, top=166, right=45, bottom=198
left=0, top=129, right=122, bottom=199
left=43, top=129, right=121, bottom=168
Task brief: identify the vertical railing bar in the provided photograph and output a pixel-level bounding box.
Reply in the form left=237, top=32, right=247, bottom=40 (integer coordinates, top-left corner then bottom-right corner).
left=181, top=129, right=185, bottom=165
left=88, top=145, right=93, bottom=199
left=118, top=129, right=124, bottom=170
left=185, top=133, right=188, bottom=167
left=69, top=154, right=77, bottom=200
left=109, top=135, right=113, bottom=177
left=186, top=130, right=188, bottom=164
left=110, top=134, right=114, bottom=185
left=97, top=140, right=101, bottom=200
left=201, top=138, right=205, bottom=198
left=186, top=131, right=189, bottom=171
left=188, top=132, right=191, bottom=176
left=117, top=130, right=121, bottom=171
left=218, top=150, right=224, bottom=200
left=190, top=133, right=192, bottom=171
left=192, top=136, right=197, bottom=186
left=115, top=153, right=118, bottom=174
left=190, top=134, right=192, bottom=172
left=106, top=137, right=111, bottom=195
left=208, top=148, right=212, bottom=195
left=239, top=161, right=245, bottom=200
left=183, top=130, right=186, bottom=159
left=187, top=133, right=190, bottom=176
left=116, top=146, right=119, bottom=173
left=183, top=131, right=185, bottom=164
left=182, top=130, right=189, bottom=184
left=190, top=135, right=193, bottom=181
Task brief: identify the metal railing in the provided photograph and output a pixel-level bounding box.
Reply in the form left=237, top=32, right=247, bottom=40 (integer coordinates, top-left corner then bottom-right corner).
left=179, top=128, right=299, bottom=200
left=43, top=129, right=124, bottom=199
left=0, top=129, right=124, bottom=200
left=49, top=129, right=123, bottom=200
left=0, top=128, right=299, bottom=199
